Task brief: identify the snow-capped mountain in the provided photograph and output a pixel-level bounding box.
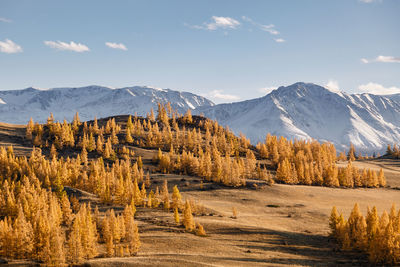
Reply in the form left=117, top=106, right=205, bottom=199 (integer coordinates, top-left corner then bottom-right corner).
left=2, top=82, right=400, bottom=153
left=0, top=85, right=214, bottom=124
left=196, top=82, right=400, bottom=153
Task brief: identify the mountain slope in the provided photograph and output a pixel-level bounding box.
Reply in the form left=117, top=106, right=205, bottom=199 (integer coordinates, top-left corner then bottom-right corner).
left=196, top=82, right=400, bottom=153
left=0, top=85, right=214, bottom=124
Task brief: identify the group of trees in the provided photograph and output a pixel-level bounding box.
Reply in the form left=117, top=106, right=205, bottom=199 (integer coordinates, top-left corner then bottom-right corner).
left=26, top=104, right=387, bottom=189
left=128, top=104, right=271, bottom=187
left=0, top=143, right=145, bottom=207
left=338, top=144, right=380, bottom=161
left=386, top=144, right=400, bottom=159
left=155, top=146, right=273, bottom=187
left=0, top=165, right=139, bottom=265
left=0, top=145, right=208, bottom=264
left=27, top=113, right=124, bottom=161
left=169, top=186, right=207, bottom=237
left=0, top=134, right=212, bottom=264
left=101, top=205, right=140, bottom=258
left=330, top=204, right=400, bottom=265
left=0, top=143, right=205, bottom=216
left=26, top=106, right=272, bottom=187
left=276, top=159, right=385, bottom=187
left=257, top=135, right=386, bottom=188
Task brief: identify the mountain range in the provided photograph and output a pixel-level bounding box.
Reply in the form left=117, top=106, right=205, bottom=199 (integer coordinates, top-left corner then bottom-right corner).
left=2, top=82, right=400, bottom=153
left=0, top=85, right=213, bottom=124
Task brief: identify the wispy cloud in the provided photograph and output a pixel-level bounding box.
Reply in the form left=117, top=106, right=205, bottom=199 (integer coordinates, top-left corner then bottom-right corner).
left=361, top=55, right=400, bottom=64
left=0, top=17, right=12, bottom=23
left=187, top=16, right=240, bottom=31
left=186, top=16, right=285, bottom=42
left=105, top=42, right=127, bottom=51
left=375, top=55, right=400, bottom=63
left=358, top=82, right=400, bottom=95
left=325, top=80, right=340, bottom=92
left=206, top=90, right=240, bottom=102
left=44, top=40, right=90, bottom=52
left=0, top=39, right=23, bottom=54
left=274, top=38, right=285, bottom=43
left=242, top=16, right=279, bottom=35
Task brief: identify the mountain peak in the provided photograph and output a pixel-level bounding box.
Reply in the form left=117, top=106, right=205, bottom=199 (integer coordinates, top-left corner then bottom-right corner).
left=270, top=82, right=335, bottom=99
left=23, top=87, right=39, bottom=92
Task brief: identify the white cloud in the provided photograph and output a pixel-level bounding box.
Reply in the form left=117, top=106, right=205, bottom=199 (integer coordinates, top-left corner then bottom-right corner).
left=0, top=39, right=23, bottom=54
left=242, top=16, right=280, bottom=35
left=260, top=26, right=279, bottom=35
left=0, top=17, right=12, bottom=23
left=183, top=23, right=202, bottom=30
left=44, top=40, right=90, bottom=52
left=105, top=42, right=127, bottom=51
left=206, top=16, right=240, bottom=30
left=358, top=82, right=400, bottom=95
left=361, top=55, right=399, bottom=63
left=274, top=38, right=285, bottom=43
left=375, top=55, right=400, bottom=63
left=259, top=87, right=277, bottom=94
left=187, top=16, right=240, bottom=31
left=325, top=80, right=340, bottom=92
left=206, top=90, right=240, bottom=101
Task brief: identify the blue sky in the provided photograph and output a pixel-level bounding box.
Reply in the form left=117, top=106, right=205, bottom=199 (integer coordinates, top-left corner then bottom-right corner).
left=0, top=0, right=399, bottom=103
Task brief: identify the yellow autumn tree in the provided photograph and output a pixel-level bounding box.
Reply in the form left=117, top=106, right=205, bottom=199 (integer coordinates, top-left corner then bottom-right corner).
left=183, top=200, right=195, bottom=232
left=171, top=185, right=182, bottom=210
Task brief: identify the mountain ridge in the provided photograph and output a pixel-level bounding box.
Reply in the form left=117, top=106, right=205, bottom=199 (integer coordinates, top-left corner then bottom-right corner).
left=196, top=82, right=400, bottom=153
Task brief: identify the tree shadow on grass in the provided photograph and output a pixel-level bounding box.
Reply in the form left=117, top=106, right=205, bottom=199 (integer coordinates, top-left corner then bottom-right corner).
left=214, top=226, right=369, bottom=266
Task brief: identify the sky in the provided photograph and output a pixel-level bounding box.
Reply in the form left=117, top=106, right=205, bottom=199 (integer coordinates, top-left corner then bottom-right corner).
left=0, top=0, right=399, bottom=103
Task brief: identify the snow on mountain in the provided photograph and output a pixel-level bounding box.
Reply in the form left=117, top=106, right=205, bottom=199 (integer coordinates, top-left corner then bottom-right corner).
left=195, top=82, right=400, bottom=153
left=2, top=82, right=400, bottom=153
left=0, top=85, right=214, bottom=124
